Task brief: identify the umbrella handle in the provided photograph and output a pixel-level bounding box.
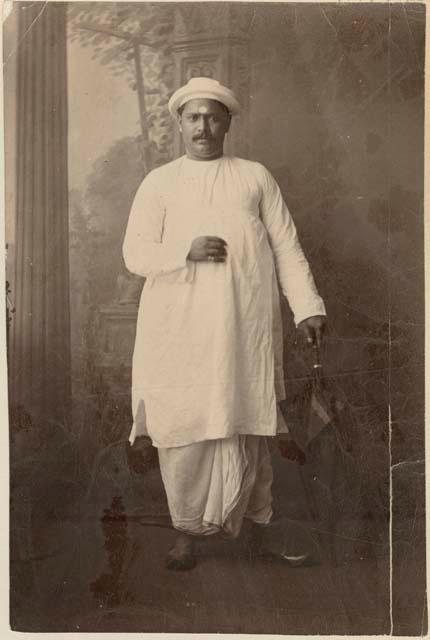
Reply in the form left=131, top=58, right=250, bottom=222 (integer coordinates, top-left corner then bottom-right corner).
left=311, top=344, right=322, bottom=368
left=311, top=344, right=323, bottom=384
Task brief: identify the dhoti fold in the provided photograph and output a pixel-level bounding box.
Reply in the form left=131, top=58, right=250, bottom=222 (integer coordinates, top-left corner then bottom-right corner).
left=158, top=435, right=273, bottom=538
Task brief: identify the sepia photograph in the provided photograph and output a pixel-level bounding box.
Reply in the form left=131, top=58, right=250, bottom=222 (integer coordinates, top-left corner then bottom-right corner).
left=3, top=0, right=427, bottom=634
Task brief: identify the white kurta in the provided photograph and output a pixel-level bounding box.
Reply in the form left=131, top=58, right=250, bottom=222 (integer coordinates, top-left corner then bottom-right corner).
left=123, top=155, right=326, bottom=448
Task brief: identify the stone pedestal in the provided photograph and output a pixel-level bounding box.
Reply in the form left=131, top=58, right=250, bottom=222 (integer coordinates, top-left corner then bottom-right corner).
left=95, top=303, right=139, bottom=394
left=10, top=2, right=71, bottom=426
left=172, top=4, right=253, bottom=159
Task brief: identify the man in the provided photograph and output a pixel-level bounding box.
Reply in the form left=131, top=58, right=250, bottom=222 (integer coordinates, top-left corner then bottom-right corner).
left=123, top=77, right=326, bottom=570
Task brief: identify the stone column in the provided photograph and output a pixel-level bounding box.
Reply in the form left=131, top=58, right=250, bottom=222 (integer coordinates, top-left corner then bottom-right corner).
left=172, top=4, right=253, bottom=159
left=11, top=2, right=71, bottom=426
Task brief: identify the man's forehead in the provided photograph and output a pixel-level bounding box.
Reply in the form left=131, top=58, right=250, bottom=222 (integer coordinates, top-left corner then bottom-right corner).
left=181, top=98, right=227, bottom=114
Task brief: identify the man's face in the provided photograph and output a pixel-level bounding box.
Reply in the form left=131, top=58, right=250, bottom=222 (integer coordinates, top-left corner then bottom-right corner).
left=177, top=98, right=232, bottom=161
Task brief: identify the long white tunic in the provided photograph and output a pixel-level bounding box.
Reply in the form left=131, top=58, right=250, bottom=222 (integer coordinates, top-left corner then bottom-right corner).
left=123, top=155, right=326, bottom=448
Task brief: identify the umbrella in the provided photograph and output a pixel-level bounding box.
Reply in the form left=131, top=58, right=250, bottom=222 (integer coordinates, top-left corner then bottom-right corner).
left=276, top=344, right=357, bottom=565
left=278, top=344, right=351, bottom=458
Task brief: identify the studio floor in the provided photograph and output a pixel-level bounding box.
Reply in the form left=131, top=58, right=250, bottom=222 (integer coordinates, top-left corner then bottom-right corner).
left=12, top=516, right=392, bottom=634
left=10, top=452, right=426, bottom=636
left=9, top=431, right=426, bottom=635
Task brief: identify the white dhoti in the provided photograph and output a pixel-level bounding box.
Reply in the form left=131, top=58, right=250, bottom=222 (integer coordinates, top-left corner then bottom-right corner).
left=158, top=435, right=273, bottom=538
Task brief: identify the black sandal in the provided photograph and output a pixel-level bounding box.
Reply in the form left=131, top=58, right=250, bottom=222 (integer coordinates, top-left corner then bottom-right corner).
left=166, top=535, right=197, bottom=571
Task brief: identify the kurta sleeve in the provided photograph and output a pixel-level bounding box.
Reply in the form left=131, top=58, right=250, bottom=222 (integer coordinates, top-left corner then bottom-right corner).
left=258, top=165, right=326, bottom=325
left=123, top=172, right=196, bottom=283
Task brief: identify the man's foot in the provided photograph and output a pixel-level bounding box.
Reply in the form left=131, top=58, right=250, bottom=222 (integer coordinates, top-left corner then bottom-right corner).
left=247, top=521, right=314, bottom=566
left=166, top=533, right=197, bottom=571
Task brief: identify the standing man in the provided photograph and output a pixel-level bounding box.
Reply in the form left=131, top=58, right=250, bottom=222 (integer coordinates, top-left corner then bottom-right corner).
left=123, top=77, right=326, bottom=570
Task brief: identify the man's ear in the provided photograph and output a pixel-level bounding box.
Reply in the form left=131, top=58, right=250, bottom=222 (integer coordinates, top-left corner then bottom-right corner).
left=226, top=114, right=232, bottom=133
left=176, top=113, right=182, bottom=132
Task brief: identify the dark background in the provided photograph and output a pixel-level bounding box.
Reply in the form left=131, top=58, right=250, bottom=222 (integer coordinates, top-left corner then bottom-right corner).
left=5, top=2, right=426, bottom=634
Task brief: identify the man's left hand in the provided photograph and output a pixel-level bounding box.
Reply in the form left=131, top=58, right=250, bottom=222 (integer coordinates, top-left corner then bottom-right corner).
left=296, top=315, right=327, bottom=348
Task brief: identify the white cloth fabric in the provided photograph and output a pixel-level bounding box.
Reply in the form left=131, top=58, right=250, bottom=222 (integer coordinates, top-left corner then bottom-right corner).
left=158, top=435, right=273, bottom=537
left=123, top=155, right=326, bottom=448
left=168, top=76, right=241, bottom=116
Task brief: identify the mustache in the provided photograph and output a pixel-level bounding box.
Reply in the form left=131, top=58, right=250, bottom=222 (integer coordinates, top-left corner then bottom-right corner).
left=192, top=134, right=214, bottom=141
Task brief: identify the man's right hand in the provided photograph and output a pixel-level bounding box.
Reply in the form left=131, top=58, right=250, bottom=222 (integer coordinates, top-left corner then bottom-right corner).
left=187, top=236, right=227, bottom=262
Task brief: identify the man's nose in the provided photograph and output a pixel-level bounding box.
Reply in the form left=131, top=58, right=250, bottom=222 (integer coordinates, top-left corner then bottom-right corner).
left=197, top=116, right=210, bottom=132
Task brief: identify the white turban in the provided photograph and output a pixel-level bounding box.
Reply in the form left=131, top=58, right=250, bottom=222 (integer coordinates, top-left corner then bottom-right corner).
left=168, top=77, right=241, bottom=117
